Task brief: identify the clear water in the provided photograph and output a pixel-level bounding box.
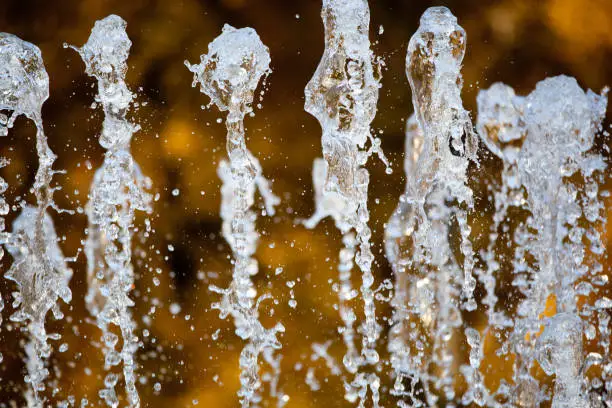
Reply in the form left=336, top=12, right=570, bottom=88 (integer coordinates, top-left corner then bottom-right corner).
left=0, top=3, right=610, bottom=408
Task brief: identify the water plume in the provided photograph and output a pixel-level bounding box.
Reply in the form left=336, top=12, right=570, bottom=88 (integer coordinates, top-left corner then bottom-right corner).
left=67, top=15, right=152, bottom=407
left=0, top=5, right=609, bottom=407
left=399, top=6, right=479, bottom=401
left=513, top=76, right=608, bottom=407
left=186, top=24, right=285, bottom=407
left=0, top=32, right=72, bottom=406
left=304, top=0, right=390, bottom=403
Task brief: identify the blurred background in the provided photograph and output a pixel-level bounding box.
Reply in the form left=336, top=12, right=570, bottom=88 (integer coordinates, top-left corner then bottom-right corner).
left=0, top=0, right=611, bottom=406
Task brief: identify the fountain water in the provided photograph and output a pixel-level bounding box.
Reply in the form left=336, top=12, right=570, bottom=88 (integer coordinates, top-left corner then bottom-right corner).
left=0, top=33, right=72, bottom=407
left=67, top=15, right=152, bottom=407
left=385, top=114, right=437, bottom=406
left=385, top=7, right=610, bottom=408
left=476, top=83, right=525, bottom=331
left=186, top=25, right=285, bottom=407
left=304, top=158, right=359, bottom=375
left=0, top=4, right=609, bottom=408
left=385, top=6, right=479, bottom=403
left=304, top=0, right=390, bottom=404
left=515, top=76, right=608, bottom=408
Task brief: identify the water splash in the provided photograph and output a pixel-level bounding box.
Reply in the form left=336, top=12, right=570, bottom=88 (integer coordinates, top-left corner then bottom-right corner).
left=513, top=76, right=608, bottom=407
left=0, top=32, right=72, bottom=406
left=398, top=6, right=479, bottom=401
left=67, top=15, right=152, bottom=407
left=304, top=158, right=360, bottom=373
left=0, top=6, right=609, bottom=407
left=460, top=327, right=489, bottom=406
left=476, top=83, right=526, bottom=329
left=304, top=0, right=390, bottom=402
left=465, top=83, right=529, bottom=406
left=518, top=76, right=606, bottom=312
left=186, top=25, right=285, bottom=407
left=385, top=114, right=438, bottom=406
left=0, top=155, right=8, bottom=363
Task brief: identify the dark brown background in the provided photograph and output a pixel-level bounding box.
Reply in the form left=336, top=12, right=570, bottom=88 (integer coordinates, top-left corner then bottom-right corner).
left=0, top=0, right=610, bottom=406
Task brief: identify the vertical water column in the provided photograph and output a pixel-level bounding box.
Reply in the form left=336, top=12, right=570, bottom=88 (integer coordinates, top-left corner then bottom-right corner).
left=385, top=114, right=438, bottom=406
left=515, top=76, right=607, bottom=407
left=305, top=158, right=360, bottom=374
left=463, top=83, right=528, bottom=406
left=476, top=83, right=526, bottom=330
left=68, top=15, right=152, bottom=407
left=305, top=2, right=389, bottom=402
left=0, top=39, right=9, bottom=359
left=405, top=6, right=479, bottom=401
left=186, top=25, right=284, bottom=407
left=0, top=33, right=72, bottom=406
left=0, top=156, right=5, bottom=362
